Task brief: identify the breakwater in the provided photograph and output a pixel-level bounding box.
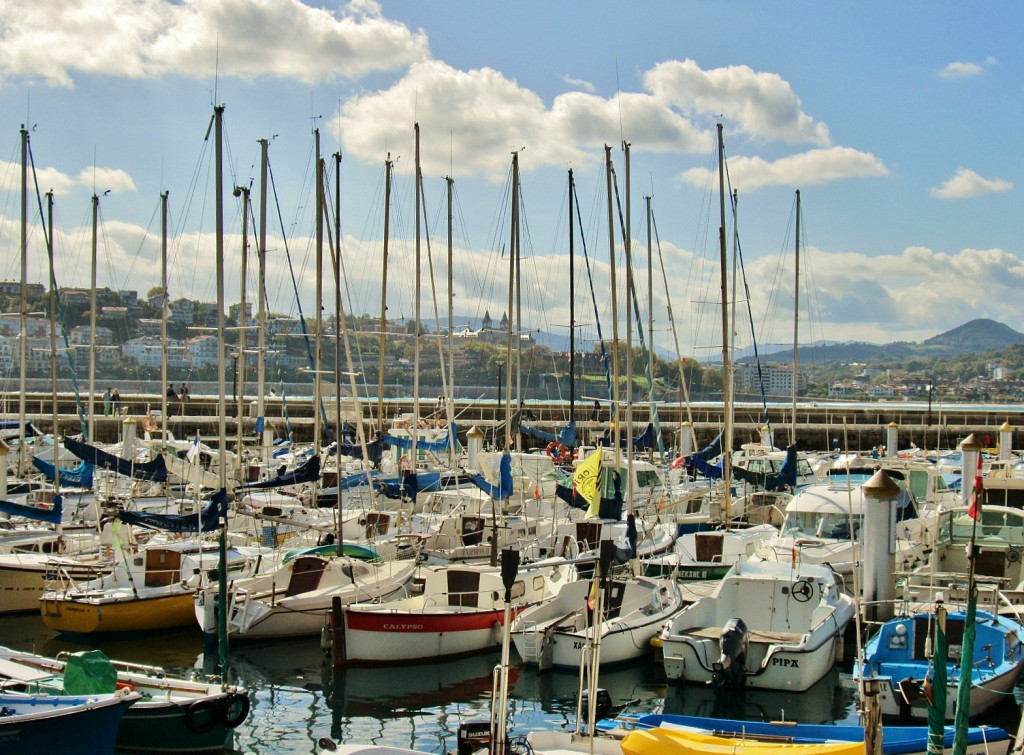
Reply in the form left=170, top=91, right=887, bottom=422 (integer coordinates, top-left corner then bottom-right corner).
left=5, top=390, right=1023, bottom=453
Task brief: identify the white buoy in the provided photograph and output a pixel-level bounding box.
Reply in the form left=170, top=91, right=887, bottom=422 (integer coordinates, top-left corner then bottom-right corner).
left=861, top=468, right=901, bottom=622
left=885, top=422, right=899, bottom=458
left=999, top=421, right=1013, bottom=461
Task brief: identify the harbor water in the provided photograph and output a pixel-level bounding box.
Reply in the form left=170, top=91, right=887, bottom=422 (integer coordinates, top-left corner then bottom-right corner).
left=0, top=612, right=857, bottom=752
left=7, top=612, right=1019, bottom=754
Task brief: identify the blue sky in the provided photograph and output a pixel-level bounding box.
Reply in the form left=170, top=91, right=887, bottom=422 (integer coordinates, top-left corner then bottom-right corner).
left=0, top=1, right=1019, bottom=364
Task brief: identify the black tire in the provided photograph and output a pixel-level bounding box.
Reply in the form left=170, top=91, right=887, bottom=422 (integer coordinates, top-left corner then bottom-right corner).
left=184, top=698, right=221, bottom=734
left=221, top=692, right=251, bottom=729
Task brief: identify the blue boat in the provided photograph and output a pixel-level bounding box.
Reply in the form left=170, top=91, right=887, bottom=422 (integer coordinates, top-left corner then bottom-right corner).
left=596, top=712, right=1011, bottom=755
left=0, top=691, right=140, bottom=755
left=855, top=608, right=1024, bottom=720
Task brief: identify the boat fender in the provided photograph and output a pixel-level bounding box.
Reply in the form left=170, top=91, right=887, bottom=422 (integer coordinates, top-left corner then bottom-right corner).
left=184, top=698, right=222, bottom=733
left=221, top=692, right=251, bottom=729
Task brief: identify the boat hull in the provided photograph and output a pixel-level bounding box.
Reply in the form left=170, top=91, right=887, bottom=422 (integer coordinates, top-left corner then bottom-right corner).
left=40, top=593, right=197, bottom=634
left=341, top=607, right=515, bottom=664
left=0, top=693, right=138, bottom=755
left=0, top=558, right=107, bottom=615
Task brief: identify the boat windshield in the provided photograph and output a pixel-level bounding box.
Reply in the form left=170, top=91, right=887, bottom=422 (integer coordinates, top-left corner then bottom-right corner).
left=781, top=511, right=862, bottom=540
left=938, top=510, right=1024, bottom=544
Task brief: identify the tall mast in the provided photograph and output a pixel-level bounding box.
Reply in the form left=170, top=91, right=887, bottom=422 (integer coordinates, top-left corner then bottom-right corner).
left=792, top=189, right=801, bottom=447
left=333, top=148, right=344, bottom=553
left=87, top=193, right=99, bottom=442
left=159, top=191, right=169, bottom=439
left=213, top=103, right=229, bottom=672
left=646, top=194, right=658, bottom=456
left=445, top=175, right=456, bottom=467
left=376, top=156, right=392, bottom=433
left=605, top=145, right=621, bottom=472
left=504, top=152, right=518, bottom=451
left=46, top=191, right=59, bottom=493
left=623, top=141, right=634, bottom=505
left=313, top=128, right=324, bottom=510
left=17, top=126, right=28, bottom=475
left=412, top=123, right=421, bottom=465
left=568, top=169, right=576, bottom=427
left=235, top=184, right=249, bottom=459
left=716, top=123, right=732, bottom=523
left=256, top=139, right=269, bottom=467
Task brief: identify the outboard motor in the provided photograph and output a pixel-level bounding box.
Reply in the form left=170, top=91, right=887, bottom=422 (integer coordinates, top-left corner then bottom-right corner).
left=711, top=617, right=748, bottom=689
left=456, top=720, right=491, bottom=755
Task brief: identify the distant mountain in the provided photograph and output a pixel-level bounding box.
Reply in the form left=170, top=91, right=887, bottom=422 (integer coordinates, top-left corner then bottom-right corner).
left=749, top=318, right=1024, bottom=365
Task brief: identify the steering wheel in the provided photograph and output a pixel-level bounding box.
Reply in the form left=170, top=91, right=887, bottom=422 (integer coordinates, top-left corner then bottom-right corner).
left=791, top=579, right=814, bottom=603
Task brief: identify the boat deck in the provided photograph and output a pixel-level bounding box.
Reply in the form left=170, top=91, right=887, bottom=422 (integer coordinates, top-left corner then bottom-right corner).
left=683, top=626, right=806, bottom=644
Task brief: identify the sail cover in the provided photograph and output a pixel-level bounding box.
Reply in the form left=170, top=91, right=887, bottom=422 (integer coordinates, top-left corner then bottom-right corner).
left=63, top=435, right=168, bottom=482
left=117, top=489, right=228, bottom=533
left=0, top=495, right=64, bottom=524
left=237, top=454, right=321, bottom=491
left=32, top=457, right=94, bottom=488
left=468, top=451, right=514, bottom=500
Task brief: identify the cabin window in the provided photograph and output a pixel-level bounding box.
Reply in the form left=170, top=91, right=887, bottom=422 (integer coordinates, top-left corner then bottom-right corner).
left=511, top=580, right=526, bottom=600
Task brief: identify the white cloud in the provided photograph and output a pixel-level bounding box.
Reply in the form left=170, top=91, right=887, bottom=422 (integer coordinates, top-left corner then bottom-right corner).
left=745, top=245, right=1024, bottom=344
left=930, top=168, right=1012, bottom=199
left=643, top=59, right=831, bottom=146
left=0, top=159, right=77, bottom=196
left=333, top=57, right=843, bottom=179
left=0, top=0, right=428, bottom=88
left=679, top=147, right=889, bottom=192
left=76, top=167, right=137, bottom=194
left=938, top=56, right=1000, bottom=79
left=561, top=75, right=597, bottom=94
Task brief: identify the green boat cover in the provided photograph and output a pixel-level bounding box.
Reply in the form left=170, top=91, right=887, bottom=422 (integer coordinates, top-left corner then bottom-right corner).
left=63, top=649, right=117, bottom=695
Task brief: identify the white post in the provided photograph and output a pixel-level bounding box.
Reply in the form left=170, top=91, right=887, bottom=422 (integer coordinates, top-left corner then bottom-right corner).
left=677, top=422, right=695, bottom=457
left=759, top=424, right=774, bottom=448
left=999, top=422, right=1013, bottom=461
left=122, top=417, right=137, bottom=460
left=960, top=435, right=981, bottom=508
left=467, top=425, right=484, bottom=470
left=862, top=469, right=900, bottom=622
left=885, top=422, right=899, bottom=457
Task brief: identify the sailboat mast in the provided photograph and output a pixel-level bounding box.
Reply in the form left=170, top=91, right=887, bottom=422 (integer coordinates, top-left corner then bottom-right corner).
left=412, top=123, right=422, bottom=464
left=87, top=194, right=98, bottom=442
left=236, top=185, right=249, bottom=459
left=792, top=189, right=801, bottom=447
left=716, top=123, right=732, bottom=522
left=256, top=139, right=268, bottom=465
left=568, top=169, right=576, bottom=427
left=159, top=192, right=169, bottom=439
left=624, top=141, right=634, bottom=504
left=504, top=152, right=518, bottom=451
left=17, top=126, right=28, bottom=475
left=333, top=149, right=344, bottom=554
left=646, top=194, right=658, bottom=456
left=46, top=192, right=59, bottom=490
left=314, top=128, right=324, bottom=455
left=446, top=175, right=456, bottom=467
left=377, top=156, right=392, bottom=434
left=213, top=103, right=229, bottom=671
left=605, top=145, right=621, bottom=469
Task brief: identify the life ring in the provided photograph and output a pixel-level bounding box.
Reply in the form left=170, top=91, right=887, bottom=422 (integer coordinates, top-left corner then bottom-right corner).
left=141, top=415, right=157, bottom=432
left=546, top=441, right=571, bottom=463
left=221, top=692, right=250, bottom=729
left=184, top=698, right=221, bottom=734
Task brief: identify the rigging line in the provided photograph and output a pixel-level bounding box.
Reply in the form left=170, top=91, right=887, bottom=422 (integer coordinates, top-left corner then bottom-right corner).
left=609, top=164, right=664, bottom=456
left=726, top=183, right=773, bottom=432
left=650, top=210, right=693, bottom=427
left=267, top=157, right=319, bottom=388
left=417, top=170, right=453, bottom=414
left=27, top=143, right=88, bottom=433
left=571, top=176, right=613, bottom=404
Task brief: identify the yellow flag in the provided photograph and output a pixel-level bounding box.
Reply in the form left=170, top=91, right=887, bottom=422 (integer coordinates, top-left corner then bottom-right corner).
left=572, top=450, right=603, bottom=517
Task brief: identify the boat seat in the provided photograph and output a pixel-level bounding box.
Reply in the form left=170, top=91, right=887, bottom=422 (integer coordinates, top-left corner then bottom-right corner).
left=685, top=626, right=805, bottom=644
left=0, top=657, right=55, bottom=684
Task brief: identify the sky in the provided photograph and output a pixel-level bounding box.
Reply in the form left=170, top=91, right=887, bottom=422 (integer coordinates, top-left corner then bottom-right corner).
left=0, top=0, right=1020, bottom=367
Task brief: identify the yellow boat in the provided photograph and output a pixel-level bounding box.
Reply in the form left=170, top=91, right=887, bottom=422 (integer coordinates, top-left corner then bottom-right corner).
left=621, top=728, right=866, bottom=755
